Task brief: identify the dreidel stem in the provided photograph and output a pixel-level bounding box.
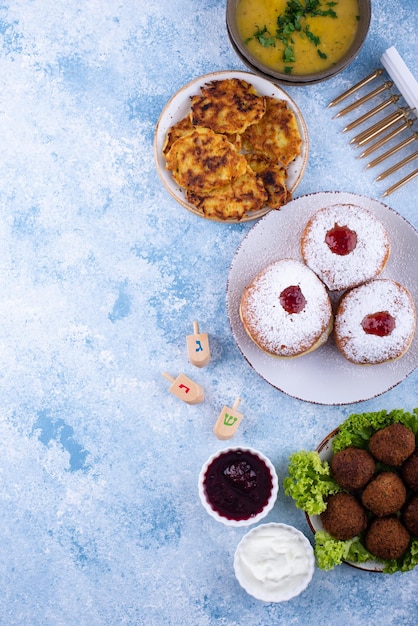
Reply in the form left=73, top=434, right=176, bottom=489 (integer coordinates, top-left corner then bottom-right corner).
left=162, top=371, right=175, bottom=383
left=232, top=398, right=241, bottom=411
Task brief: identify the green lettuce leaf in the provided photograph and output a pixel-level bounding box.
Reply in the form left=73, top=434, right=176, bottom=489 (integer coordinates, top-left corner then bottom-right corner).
left=332, top=408, right=418, bottom=453
left=383, top=538, right=418, bottom=574
left=314, top=531, right=373, bottom=571
left=283, top=450, right=340, bottom=516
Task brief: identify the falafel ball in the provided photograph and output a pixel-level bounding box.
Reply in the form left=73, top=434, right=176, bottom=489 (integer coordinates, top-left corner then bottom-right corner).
left=320, top=492, right=367, bottom=540
left=331, top=447, right=375, bottom=491
left=402, top=495, right=418, bottom=537
left=368, top=423, right=415, bottom=467
left=361, top=471, right=406, bottom=517
left=401, top=450, right=418, bottom=492
left=365, top=517, right=410, bottom=560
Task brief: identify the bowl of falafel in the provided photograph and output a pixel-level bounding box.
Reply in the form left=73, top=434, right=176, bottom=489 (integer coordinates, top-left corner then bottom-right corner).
left=284, top=408, right=418, bottom=573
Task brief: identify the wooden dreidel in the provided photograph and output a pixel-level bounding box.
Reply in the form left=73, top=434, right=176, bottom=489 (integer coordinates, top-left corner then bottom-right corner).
left=186, top=321, right=211, bottom=368
left=213, top=398, right=243, bottom=440
left=162, top=371, right=204, bottom=405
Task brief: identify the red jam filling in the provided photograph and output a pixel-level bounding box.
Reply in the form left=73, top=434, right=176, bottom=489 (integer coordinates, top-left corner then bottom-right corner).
left=279, top=285, right=306, bottom=313
left=325, top=223, right=357, bottom=256
left=204, top=450, right=273, bottom=521
left=362, top=311, right=396, bottom=336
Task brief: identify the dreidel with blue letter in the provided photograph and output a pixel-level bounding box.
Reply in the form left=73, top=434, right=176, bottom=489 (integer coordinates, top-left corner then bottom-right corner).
left=213, top=398, right=243, bottom=440
left=162, top=371, right=204, bottom=405
left=186, top=321, right=211, bottom=368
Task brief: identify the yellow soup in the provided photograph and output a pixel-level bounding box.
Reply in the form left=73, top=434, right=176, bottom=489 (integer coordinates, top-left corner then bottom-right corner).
left=236, top=0, right=360, bottom=76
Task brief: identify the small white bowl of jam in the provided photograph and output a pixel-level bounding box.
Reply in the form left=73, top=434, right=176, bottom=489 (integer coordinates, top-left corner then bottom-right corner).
left=234, top=523, right=315, bottom=602
left=198, top=447, right=279, bottom=527
left=226, top=0, right=371, bottom=85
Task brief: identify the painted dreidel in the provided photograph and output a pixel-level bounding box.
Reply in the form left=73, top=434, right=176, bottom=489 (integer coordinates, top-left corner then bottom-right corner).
left=162, top=371, right=204, bottom=405
left=213, top=398, right=243, bottom=440
left=186, top=321, right=211, bottom=368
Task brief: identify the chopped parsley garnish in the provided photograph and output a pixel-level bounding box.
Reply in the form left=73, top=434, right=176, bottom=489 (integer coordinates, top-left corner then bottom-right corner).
left=248, top=0, right=338, bottom=74
left=251, top=25, right=276, bottom=47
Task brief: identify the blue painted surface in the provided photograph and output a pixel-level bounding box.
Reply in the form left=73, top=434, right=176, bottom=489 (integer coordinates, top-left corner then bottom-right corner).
left=0, top=1, right=417, bottom=624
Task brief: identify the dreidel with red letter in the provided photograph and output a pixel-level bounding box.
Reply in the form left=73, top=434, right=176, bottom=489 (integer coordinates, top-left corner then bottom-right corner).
left=162, top=371, right=204, bottom=405
left=186, top=321, right=211, bottom=368
left=213, top=398, right=243, bottom=440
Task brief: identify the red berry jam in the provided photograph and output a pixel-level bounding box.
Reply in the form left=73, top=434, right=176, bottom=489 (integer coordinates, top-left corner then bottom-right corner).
left=325, top=224, right=357, bottom=256
left=362, top=311, right=396, bottom=336
left=203, top=449, right=273, bottom=521
left=279, top=285, right=306, bottom=313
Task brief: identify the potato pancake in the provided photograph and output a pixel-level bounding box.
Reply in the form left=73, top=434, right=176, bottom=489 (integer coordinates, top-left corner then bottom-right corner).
left=246, top=153, right=289, bottom=209
left=242, top=97, right=302, bottom=167
left=162, top=115, right=194, bottom=156
left=186, top=166, right=268, bottom=221
left=161, top=79, right=304, bottom=219
left=190, top=78, right=266, bottom=135
left=165, top=126, right=247, bottom=194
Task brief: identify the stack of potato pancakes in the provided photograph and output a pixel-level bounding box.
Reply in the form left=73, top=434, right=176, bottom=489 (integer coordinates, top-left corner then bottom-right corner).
left=163, top=78, right=302, bottom=220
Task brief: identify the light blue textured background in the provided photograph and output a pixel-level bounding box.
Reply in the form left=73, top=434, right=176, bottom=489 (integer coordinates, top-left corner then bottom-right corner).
left=0, top=1, right=417, bottom=624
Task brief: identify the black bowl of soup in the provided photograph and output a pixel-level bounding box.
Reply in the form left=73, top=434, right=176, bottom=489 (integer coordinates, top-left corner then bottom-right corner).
left=226, top=0, right=371, bottom=85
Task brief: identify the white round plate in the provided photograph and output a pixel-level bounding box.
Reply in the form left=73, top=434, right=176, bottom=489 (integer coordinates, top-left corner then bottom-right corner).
left=226, top=191, right=418, bottom=404
left=305, top=428, right=384, bottom=572
left=154, top=70, right=309, bottom=222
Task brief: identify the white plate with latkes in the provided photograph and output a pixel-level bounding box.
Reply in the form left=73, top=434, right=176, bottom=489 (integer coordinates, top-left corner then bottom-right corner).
left=154, top=70, right=309, bottom=222
left=226, top=191, right=418, bottom=404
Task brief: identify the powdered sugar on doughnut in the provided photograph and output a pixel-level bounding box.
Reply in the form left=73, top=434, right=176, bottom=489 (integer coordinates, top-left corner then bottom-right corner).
left=301, top=204, right=390, bottom=291
left=240, top=259, right=332, bottom=357
left=335, top=279, right=416, bottom=364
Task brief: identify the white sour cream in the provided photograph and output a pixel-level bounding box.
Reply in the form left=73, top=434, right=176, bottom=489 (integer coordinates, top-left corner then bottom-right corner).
left=234, top=523, right=315, bottom=602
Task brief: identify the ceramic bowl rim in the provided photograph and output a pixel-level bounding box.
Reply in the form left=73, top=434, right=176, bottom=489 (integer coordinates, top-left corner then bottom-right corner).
left=226, top=0, right=372, bottom=85
left=198, top=446, right=279, bottom=527
left=233, top=522, right=315, bottom=601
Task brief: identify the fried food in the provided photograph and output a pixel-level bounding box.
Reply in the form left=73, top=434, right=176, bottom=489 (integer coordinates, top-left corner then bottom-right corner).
left=165, top=127, right=247, bottom=195
left=320, top=492, right=368, bottom=541
left=368, top=422, right=415, bottom=467
left=242, top=96, right=302, bottom=167
left=163, top=80, right=303, bottom=219
left=162, top=115, right=194, bottom=156
left=330, top=447, right=375, bottom=492
left=365, top=517, right=410, bottom=560
left=190, top=78, right=266, bottom=135
left=361, top=471, right=407, bottom=517
left=402, top=495, right=418, bottom=536
left=402, top=450, right=418, bottom=492
left=245, top=153, right=289, bottom=209
left=187, top=166, right=268, bottom=221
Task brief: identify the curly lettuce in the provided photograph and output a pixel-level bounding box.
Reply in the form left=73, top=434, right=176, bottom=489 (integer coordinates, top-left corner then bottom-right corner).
left=283, top=450, right=340, bottom=515
left=384, top=538, right=418, bottom=574
left=315, top=532, right=418, bottom=573
left=332, top=408, right=418, bottom=453
left=314, top=531, right=373, bottom=571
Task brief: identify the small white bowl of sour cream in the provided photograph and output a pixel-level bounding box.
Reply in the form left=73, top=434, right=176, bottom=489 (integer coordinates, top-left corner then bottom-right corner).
left=234, top=522, right=315, bottom=602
